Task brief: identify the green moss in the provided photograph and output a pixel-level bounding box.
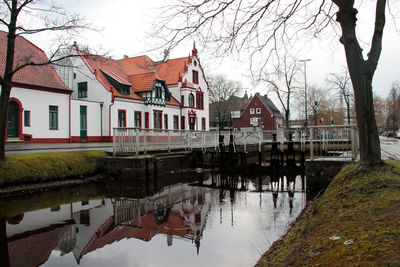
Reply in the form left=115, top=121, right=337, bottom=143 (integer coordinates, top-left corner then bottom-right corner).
left=257, top=161, right=400, bottom=266
left=0, top=151, right=106, bottom=186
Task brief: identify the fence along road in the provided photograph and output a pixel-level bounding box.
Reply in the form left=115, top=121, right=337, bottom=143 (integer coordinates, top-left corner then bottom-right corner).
left=113, top=125, right=359, bottom=161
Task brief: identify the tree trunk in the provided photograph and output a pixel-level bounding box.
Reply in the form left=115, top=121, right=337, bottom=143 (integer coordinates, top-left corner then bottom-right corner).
left=334, top=0, right=385, bottom=167
left=0, top=87, right=11, bottom=162
left=346, top=102, right=351, bottom=125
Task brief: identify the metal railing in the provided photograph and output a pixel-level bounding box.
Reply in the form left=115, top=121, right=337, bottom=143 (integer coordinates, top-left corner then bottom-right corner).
left=113, top=126, right=359, bottom=160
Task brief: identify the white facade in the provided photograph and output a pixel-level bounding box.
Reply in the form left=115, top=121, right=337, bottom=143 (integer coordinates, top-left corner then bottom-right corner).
left=7, top=85, right=70, bottom=142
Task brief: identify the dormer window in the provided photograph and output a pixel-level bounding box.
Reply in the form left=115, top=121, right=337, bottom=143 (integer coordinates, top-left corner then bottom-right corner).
left=192, top=70, right=199, bottom=84
left=145, top=80, right=170, bottom=106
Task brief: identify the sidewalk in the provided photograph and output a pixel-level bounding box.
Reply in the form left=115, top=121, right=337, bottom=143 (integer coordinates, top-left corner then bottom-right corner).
left=5, top=141, right=113, bottom=154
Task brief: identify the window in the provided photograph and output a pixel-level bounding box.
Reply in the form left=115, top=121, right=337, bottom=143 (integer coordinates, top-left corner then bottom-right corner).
left=145, top=112, right=149, bottom=128
left=154, top=111, right=162, bottom=129
left=134, top=111, right=141, bottom=128
left=154, top=84, right=163, bottom=99
left=164, top=114, right=168, bottom=129
left=202, top=118, right=206, bottom=130
left=24, top=110, right=30, bottom=127
left=188, top=93, right=195, bottom=107
left=181, top=116, right=185, bottom=130
left=78, top=82, right=88, bottom=98
left=49, top=106, right=58, bottom=130
left=79, top=210, right=90, bottom=226
left=192, top=70, right=199, bottom=84
left=250, top=108, right=255, bottom=114
left=50, top=206, right=60, bottom=212
left=256, top=108, right=261, bottom=114
left=196, top=93, right=204, bottom=109
left=173, top=115, right=179, bottom=130
left=118, top=110, right=126, bottom=128
left=181, top=95, right=185, bottom=106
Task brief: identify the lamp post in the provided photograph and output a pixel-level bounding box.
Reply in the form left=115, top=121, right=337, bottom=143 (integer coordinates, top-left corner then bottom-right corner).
left=299, top=59, right=311, bottom=127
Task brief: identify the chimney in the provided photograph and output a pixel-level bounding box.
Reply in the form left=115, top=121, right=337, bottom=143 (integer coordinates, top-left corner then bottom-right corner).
left=244, top=90, right=248, bottom=104
left=163, top=49, right=170, bottom=62
left=123, top=55, right=129, bottom=59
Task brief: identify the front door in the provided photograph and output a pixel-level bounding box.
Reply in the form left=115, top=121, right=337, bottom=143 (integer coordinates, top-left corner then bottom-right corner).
left=80, top=106, right=87, bottom=139
left=189, top=116, right=195, bottom=130
left=7, top=101, right=18, bottom=138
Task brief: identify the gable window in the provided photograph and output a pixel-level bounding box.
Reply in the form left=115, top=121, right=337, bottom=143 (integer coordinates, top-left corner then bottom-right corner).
left=154, top=111, right=162, bottom=129
left=145, top=112, right=149, bottom=129
left=134, top=111, right=141, bottom=128
left=118, top=110, right=126, bottom=128
left=78, top=82, right=88, bottom=98
left=173, top=115, right=179, bottom=130
left=250, top=108, right=255, bottom=114
left=24, top=110, right=30, bottom=127
left=49, top=106, right=58, bottom=130
left=188, top=93, right=195, bottom=107
left=192, top=70, right=199, bottom=84
left=256, top=108, right=261, bottom=114
left=164, top=114, right=168, bottom=129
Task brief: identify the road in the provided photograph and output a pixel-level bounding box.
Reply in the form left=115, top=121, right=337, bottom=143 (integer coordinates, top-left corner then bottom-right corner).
left=380, top=136, right=400, bottom=160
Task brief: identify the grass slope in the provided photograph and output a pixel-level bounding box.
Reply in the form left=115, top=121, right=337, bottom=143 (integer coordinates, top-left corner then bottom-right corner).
left=0, top=151, right=106, bottom=186
left=257, top=161, right=400, bottom=267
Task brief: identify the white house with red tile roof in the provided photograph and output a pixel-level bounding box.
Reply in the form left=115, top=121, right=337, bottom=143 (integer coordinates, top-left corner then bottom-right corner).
left=54, top=42, right=210, bottom=142
left=2, top=30, right=210, bottom=143
left=0, top=31, right=72, bottom=142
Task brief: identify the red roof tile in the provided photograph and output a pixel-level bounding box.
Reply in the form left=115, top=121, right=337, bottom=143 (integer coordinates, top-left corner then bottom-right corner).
left=0, top=31, right=70, bottom=91
left=156, top=57, right=188, bottom=85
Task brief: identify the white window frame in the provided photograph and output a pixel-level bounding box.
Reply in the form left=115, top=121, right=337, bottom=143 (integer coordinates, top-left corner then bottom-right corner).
left=250, top=108, right=255, bottom=114
left=256, top=108, right=261, bottom=114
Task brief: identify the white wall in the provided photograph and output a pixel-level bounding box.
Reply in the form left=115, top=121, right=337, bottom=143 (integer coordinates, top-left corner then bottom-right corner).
left=71, top=99, right=102, bottom=138
left=7, top=204, right=72, bottom=237
left=10, top=87, right=70, bottom=140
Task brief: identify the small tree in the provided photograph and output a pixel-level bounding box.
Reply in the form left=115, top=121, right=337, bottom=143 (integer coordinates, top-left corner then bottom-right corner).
left=262, top=55, right=301, bottom=129
left=386, top=82, right=400, bottom=132
left=208, top=74, right=241, bottom=129
left=0, top=0, right=91, bottom=161
left=327, top=68, right=353, bottom=125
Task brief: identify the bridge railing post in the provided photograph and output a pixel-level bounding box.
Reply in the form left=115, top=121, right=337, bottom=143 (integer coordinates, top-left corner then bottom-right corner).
left=135, top=128, right=139, bottom=156
left=259, top=131, right=262, bottom=152
left=143, top=129, right=147, bottom=155
left=351, top=126, right=356, bottom=160
left=113, top=128, right=117, bottom=156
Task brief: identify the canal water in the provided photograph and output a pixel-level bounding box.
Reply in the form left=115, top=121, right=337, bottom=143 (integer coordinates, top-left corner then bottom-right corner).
left=0, top=170, right=320, bottom=267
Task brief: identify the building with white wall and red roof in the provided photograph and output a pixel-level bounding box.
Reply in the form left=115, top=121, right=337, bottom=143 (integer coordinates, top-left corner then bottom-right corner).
left=54, top=42, right=210, bottom=143
left=1, top=29, right=209, bottom=143
left=0, top=31, right=72, bottom=143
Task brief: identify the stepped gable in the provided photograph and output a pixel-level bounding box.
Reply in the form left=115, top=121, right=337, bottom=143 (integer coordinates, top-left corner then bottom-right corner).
left=0, top=30, right=70, bottom=91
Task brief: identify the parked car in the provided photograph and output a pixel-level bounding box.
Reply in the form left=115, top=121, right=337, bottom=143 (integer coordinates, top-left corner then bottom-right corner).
left=396, top=130, right=400, bottom=138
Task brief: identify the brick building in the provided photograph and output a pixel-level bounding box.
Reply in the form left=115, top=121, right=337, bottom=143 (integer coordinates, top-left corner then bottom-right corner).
left=232, top=92, right=283, bottom=131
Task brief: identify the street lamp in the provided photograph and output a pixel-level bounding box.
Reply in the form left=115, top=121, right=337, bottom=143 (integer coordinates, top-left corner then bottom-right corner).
left=299, top=59, right=311, bottom=127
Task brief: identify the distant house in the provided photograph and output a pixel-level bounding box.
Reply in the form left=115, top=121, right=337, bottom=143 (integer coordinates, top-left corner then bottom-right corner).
left=0, top=30, right=72, bottom=142
left=232, top=92, right=284, bottom=131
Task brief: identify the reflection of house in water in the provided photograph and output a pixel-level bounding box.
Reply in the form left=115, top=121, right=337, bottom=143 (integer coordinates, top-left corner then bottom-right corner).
left=5, top=183, right=213, bottom=266
left=77, top=183, right=212, bottom=261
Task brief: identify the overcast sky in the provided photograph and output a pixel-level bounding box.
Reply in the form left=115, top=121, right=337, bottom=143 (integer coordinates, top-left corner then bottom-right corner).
left=23, top=1, right=400, bottom=107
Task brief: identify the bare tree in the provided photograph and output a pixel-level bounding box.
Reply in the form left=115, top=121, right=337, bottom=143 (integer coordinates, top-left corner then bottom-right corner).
left=208, top=74, right=241, bottom=129
left=373, top=94, right=386, bottom=132
left=155, top=0, right=389, bottom=167
left=0, top=0, right=91, bottom=161
left=262, top=55, right=301, bottom=129
left=386, top=82, right=400, bottom=133
left=327, top=68, right=353, bottom=125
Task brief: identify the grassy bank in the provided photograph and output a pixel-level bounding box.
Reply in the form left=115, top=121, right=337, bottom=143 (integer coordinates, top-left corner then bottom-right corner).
left=0, top=151, right=106, bottom=187
left=257, top=161, right=400, bottom=266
